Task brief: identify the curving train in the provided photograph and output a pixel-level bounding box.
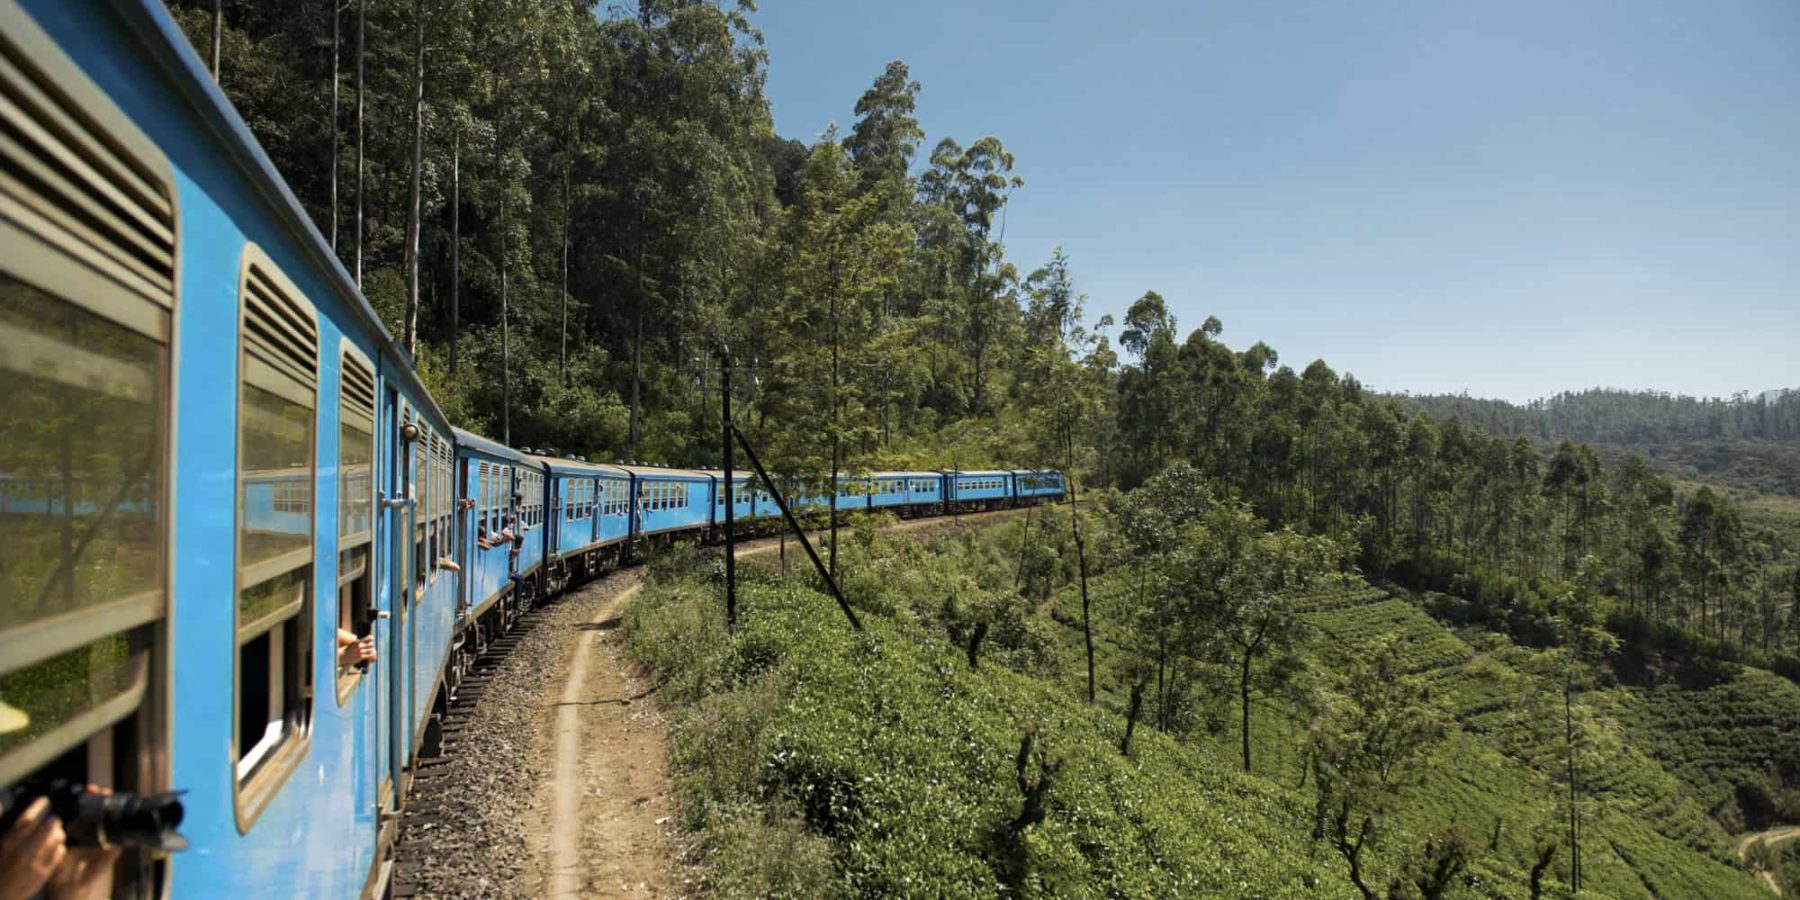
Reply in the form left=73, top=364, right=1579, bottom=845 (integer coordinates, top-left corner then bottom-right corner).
left=0, top=1, right=1062, bottom=896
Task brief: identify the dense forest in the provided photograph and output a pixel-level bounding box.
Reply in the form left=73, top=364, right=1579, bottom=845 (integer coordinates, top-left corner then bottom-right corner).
left=1402, top=389, right=1800, bottom=497
left=1404, top=389, right=1800, bottom=447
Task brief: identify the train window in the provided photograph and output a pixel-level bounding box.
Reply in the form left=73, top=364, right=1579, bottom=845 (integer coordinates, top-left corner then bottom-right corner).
left=336, top=345, right=375, bottom=702
left=441, top=442, right=453, bottom=548
left=233, top=247, right=316, bottom=828
left=0, top=18, right=178, bottom=793
left=412, top=418, right=427, bottom=590
left=478, top=465, right=488, bottom=534
left=0, top=280, right=167, bottom=785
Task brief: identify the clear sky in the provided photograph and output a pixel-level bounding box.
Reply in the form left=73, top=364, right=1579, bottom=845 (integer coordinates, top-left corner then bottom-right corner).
left=753, top=0, right=1800, bottom=403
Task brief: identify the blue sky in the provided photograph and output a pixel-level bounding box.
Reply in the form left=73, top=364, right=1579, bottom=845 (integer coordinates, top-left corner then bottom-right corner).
left=753, top=0, right=1800, bottom=403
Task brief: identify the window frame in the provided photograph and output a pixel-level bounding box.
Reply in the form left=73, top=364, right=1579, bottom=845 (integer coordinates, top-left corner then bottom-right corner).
left=0, top=0, right=179, bottom=793
left=230, top=244, right=317, bottom=832
left=334, top=342, right=375, bottom=704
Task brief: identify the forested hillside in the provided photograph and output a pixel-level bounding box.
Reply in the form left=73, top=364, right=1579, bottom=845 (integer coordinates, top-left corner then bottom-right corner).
left=1401, top=389, right=1800, bottom=497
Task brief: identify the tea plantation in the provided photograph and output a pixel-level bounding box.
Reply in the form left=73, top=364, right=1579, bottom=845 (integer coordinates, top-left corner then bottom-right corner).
left=625, top=526, right=1785, bottom=898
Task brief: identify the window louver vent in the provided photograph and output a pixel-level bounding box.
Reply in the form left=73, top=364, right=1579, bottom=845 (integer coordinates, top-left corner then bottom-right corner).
left=0, top=22, right=175, bottom=308
left=243, top=258, right=318, bottom=390
left=340, top=349, right=375, bottom=430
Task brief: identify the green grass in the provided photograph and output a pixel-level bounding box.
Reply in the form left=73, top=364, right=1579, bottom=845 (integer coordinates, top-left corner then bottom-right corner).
left=627, top=531, right=1778, bottom=898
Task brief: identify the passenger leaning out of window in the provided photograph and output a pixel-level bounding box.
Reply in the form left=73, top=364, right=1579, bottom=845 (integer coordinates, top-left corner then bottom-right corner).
left=337, top=629, right=376, bottom=672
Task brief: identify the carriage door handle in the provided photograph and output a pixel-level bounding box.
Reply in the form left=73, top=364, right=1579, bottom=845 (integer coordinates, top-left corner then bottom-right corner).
left=381, top=490, right=415, bottom=510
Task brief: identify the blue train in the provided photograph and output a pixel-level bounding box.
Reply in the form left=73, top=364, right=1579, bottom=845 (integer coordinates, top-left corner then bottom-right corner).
left=0, top=0, right=1063, bottom=896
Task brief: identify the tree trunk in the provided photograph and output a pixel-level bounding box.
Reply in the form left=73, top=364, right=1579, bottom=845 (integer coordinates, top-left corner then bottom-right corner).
left=1013, top=503, right=1034, bottom=593
left=401, top=0, right=425, bottom=358
left=1074, top=498, right=1094, bottom=703
left=353, top=0, right=365, bottom=287
left=629, top=241, right=645, bottom=453
left=448, top=128, right=459, bottom=376
left=829, top=289, right=840, bottom=579
left=1565, top=671, right=1579, bottom=892
left=1121, top=678, right=1145, bottom=755
left=1063, top=433, right=1095, bottom=704
left=1240, top=649, right=1255, bottom=773
left=500, top=172, right=511, bottom=445
left=559, top=167, right=570, bottom=386
left=210, top=0, right=222, bottom=80
left=328, top=0, right=339, bottom=252
left=967, top=621, right=987, bottom=671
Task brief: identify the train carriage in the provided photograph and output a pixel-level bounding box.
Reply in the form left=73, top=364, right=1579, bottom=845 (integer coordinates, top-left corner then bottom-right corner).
left=531, top=453, right=631, bottom=585
left=869, top=471, right=941, bottom=514
left=945, top=470, right=1014, bottom=511
left=710, top=470, right=757, bottom=534
left=451, top=429, right=544, bottom=624
left=620, top=466, right=711, bottom=541
left=1010, top=469, right=1066, bottom=503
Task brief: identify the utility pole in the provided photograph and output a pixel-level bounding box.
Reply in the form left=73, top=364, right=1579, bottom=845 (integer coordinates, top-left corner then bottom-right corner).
left=694, top=352, right=757, bottom=630
left=722, top=352, right=736, bottom=629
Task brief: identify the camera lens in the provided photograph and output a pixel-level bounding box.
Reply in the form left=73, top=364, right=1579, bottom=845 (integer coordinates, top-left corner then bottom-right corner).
left=53, top=783, right=188, bottom=852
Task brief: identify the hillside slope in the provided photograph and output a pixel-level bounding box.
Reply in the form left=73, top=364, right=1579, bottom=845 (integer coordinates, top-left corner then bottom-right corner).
left=625, top=525, right=1778, bottom=898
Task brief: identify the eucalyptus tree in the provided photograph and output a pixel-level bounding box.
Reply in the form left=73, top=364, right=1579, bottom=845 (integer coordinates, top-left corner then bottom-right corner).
left=1309, top=635, right=1455, bottom=900
left=919, top=136, right=1022, bottom=415
left=761, top=131, right=911, bottom=573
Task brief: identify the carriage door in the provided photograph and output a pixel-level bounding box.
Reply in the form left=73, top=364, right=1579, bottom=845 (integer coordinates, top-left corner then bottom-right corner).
left=376, top=388, right=410, bottom=816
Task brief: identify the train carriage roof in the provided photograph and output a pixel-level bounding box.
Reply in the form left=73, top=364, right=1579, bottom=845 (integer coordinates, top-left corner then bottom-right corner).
left=452, top=428, right=536, bottom=466
left=870, top=471, right=941, bottom=479
left=616, top=465, right=710, bottom=481
left=526, top=454, right=629, bottom=478
left=941, top=469, right=1011, bottom=477
left=61, top=0, right=457, bottom=436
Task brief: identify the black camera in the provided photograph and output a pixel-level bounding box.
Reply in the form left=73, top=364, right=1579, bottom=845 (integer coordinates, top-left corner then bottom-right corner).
left=0, top=780, right=187, bottom=852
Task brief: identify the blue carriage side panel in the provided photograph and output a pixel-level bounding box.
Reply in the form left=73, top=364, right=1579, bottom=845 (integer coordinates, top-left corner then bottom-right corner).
left=950, top=470, right=1011, bottom=503
left=453, top=431, right=531, bottom=619
left=711, top=472, right=756, bottom=529
left=599, top=471, right=631, bottom=545
left=626, top=467, right=711, bottom=537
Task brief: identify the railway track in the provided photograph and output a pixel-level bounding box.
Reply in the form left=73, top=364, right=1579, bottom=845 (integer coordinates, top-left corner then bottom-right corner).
left=386, top=507, right=1040, bottom=897
left=392, top=600, right=559, bottom=898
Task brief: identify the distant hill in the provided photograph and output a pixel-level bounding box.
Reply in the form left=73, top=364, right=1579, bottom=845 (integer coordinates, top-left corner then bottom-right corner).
left=1396, top=388, right=1800, bottom=497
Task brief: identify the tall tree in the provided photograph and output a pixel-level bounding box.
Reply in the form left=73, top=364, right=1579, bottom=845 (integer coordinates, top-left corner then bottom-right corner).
left=401, top=0, right=426, bottom=357
left=1310, top=635, right=1454, bottom=900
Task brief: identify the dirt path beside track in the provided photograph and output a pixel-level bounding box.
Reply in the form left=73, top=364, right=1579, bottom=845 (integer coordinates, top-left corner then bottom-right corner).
left=415, top=505, right=1038, bottom=897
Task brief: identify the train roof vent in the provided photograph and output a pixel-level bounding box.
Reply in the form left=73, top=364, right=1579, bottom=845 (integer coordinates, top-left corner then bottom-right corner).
left=340, top=345, right=375, bottom=430
left=0, top=12, right=176, bottom=308
left=241, top=250, right=318, bottom=391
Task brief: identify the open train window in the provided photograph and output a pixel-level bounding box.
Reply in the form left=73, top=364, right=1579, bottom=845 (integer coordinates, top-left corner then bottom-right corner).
left=336, top=344, right=375, bottom=702
left=233, top=246, right=316, bottom=829
left=478, top=462, right=490, bottom=536
left=410, top=414, right=427, bottom=592
left=0, top=7, right=179, bottom=891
